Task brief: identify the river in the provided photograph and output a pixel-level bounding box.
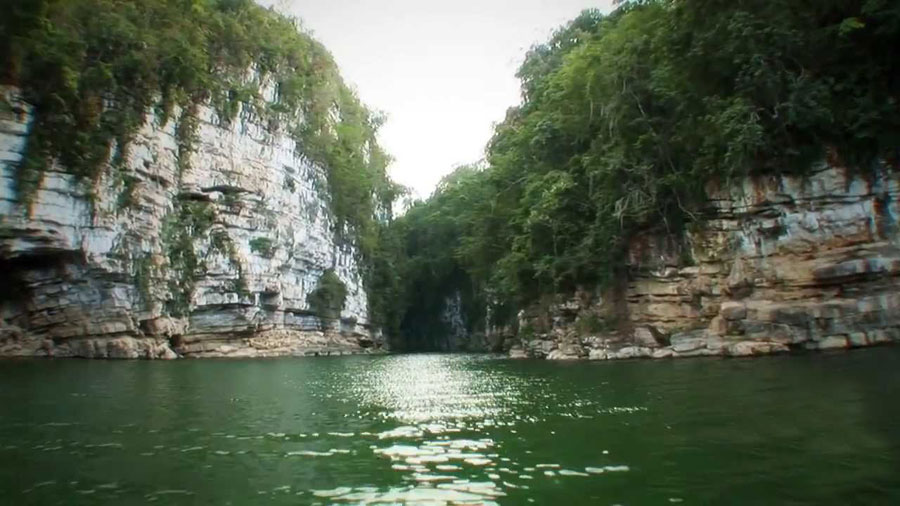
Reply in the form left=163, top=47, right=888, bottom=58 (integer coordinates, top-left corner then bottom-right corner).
left=1, top=349, right=899, bottom=504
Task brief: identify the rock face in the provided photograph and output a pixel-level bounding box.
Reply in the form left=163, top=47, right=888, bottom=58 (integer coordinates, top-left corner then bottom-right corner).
left=0, top=86, right=381, bottom=358
left=436, top=291, right=501, bottom=352
left=510, top=162, right=900, bottom=360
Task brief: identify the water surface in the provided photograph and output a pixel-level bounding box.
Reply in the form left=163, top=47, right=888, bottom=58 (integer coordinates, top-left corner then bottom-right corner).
left=1, top=349, right=899, bottom=504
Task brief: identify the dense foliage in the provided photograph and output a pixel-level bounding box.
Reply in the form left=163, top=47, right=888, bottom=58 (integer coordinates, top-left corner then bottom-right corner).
left=307, top=269, right=348, bottom=322
left=373, top=165, right=491, bottom=347
left=1, top=0, right=398, bottom=251
left=384, top=0, right=900, bottom=348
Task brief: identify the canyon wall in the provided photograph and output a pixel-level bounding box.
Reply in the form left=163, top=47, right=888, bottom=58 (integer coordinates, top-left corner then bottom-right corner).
left=0, top=85, right=381, bottom=359
left=509, top=162, right=900, bottom=359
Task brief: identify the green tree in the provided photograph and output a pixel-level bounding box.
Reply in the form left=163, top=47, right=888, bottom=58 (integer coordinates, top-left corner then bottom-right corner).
left=307, top=269, right=348, bottom=322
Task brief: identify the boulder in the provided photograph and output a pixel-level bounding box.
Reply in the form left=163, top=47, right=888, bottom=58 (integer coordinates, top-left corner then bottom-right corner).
left=588, top=348, right=609, bottom=360
left=106, top=338, right=140, bottom=359
left=726, top=341, right=788, bottom=357
left=509, top=347, right=528, bottom=359
left=720, top=301, right=747, bottom=321
left=848, top=332, right=868, bottom=347
left=651, top=348, right=676, bottom=359
left=611, top=346, right=653, bottom=359
left=632, top=326, right=663, bottom=347
left=815, top=336, right=848, bottom=350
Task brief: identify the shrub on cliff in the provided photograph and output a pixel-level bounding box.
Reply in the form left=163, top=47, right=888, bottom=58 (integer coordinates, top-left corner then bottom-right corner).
left=307, top=269, right=348, bottom=322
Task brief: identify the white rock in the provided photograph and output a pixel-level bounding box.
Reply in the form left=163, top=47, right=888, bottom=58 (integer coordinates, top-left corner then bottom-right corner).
left=0, top=85, right=380, bottom=358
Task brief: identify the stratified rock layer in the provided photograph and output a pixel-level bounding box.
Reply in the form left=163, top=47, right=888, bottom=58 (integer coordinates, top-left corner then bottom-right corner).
left=0, top=86, right=380, bottom=358
left=508, top=163, right=900, bottom=360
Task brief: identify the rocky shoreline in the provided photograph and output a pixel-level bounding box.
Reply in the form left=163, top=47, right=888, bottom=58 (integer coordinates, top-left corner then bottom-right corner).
left=0, top=326, right=383, bottom=359
left=499, top=163, right=900, bottom=361
left=509, top=332, right=898, bottom=361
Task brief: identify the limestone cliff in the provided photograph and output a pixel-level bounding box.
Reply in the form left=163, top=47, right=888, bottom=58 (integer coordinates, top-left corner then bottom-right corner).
left=508, top=162, right=900, bottom=359
left=0, top=85, right=381, bottom=358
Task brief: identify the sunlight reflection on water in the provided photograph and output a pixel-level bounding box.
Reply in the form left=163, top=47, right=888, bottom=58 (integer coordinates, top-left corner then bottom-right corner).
left=309, top=354, right=622, bottom=504
left=354, top=354, right=522, bottom=422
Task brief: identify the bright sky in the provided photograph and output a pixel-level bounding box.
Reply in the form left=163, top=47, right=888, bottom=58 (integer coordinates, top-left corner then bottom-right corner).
left=260, top=0, right=615, bottom=197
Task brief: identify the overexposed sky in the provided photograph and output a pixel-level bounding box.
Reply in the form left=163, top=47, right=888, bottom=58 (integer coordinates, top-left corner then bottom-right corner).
left=261, top=0, right=615, bottom=197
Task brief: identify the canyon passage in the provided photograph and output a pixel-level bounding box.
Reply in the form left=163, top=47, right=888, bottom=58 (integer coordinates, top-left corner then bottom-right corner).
left=3, top=0, right=900, bottom=504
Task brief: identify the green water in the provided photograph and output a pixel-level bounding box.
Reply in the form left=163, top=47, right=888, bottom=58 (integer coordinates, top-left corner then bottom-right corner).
left=1, top=349, right=899, bottom=505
